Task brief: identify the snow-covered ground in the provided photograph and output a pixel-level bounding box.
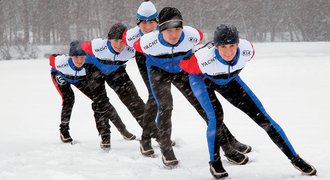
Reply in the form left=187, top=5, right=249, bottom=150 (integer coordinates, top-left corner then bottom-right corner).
left=0, top=42, right=329, bottom=180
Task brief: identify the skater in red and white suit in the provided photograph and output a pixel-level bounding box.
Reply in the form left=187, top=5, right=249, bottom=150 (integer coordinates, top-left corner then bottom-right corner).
left=81, top=23, right=145, bottom=150
left=50, top=41, right=135, bottom=148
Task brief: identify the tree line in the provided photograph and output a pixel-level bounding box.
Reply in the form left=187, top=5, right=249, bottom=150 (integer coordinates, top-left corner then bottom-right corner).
left=0, top=0, right=329, bottom=59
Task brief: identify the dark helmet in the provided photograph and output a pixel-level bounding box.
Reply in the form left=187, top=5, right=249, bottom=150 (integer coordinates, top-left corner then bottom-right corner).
left=69, top=40, right=86, bottom=56
left=108, top=22, right=127, bottom=40
left=213, top=24, right=239, bottom=46
left=158, top=7, right=183, bottom=32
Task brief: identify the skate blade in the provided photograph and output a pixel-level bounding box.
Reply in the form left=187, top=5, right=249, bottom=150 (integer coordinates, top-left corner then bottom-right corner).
left=163, top=163, right=179, bottom=169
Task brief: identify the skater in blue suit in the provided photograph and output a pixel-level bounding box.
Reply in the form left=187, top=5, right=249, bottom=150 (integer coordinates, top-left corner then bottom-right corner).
left=179, top=24, right=317, bottom=179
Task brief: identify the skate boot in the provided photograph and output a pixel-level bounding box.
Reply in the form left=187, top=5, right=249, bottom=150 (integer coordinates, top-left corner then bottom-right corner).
left=60, top=128, right=73, bottom=143
left=225, top=150, right=248, bottom=165
left=140, top=139, right=155, bottom=157
left=155, top=136, right=176, bottom=146
left=161, top=149, right=179, bottom=167
left=119, top=129, right=136, bottom=140
left=221, top=142, right=248, bottom=165
left=209, top=158, right=228, bottom=179
left=291, top=155, right=317, bottom=176
left=100, top=134, right=111, bottom=151
left=230, top=138, right=252, bottom=154
left=222, top=124, right=252, bottom=154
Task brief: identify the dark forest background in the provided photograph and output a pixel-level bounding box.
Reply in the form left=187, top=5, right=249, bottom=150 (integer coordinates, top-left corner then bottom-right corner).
left=0, top=0, right=329, bottom=59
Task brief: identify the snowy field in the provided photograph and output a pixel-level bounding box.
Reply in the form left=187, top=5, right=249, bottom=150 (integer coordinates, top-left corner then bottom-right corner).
left=0, top=42, right=329, bottom=180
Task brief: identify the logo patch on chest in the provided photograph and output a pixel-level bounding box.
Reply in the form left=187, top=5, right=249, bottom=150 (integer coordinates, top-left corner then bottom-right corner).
left=143, top=39, right=158, bottom=50
left=201, top=57, right=217, bottom=67
left=188, top=37, right=198, bottom=43
left=126, top=47, right=135, bottom=53
left=56, top=63, right=68, bottom=69
left=94, top=45, right=107, bottom=52
left=128, top=34, right=140, bottom=42
left=242, top=50, right=251, bottom=56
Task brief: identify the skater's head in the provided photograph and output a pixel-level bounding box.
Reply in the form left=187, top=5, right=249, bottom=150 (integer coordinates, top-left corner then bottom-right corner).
left=158, top=7, right=183, bottom=45
left=108, top=22, right=127, bottom=40
left=214, top=24, right=239, bottom=46
left=213, top=24, right=239, bottom=62
left=158, top=7, right=183, bottom=32
left=69, top=40, right=86, bottom=56
left=69, top=40, right=86, bottom=68
left=136, top=0, right=158, bottom=34
left=108, top=22, right=127, bottom=53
